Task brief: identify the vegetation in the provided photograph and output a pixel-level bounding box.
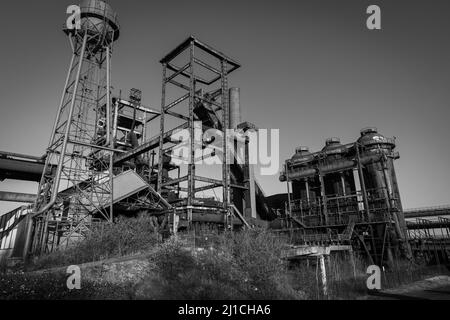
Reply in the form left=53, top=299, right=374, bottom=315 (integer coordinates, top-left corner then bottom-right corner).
left=0, top=216, right=448, bottom=300
left=27, top=215, right=160, bottom=271
left=0, top=272, right=133, bottom=300
left=135, top=230, right=305, bottom=299
left=289, top=252, right=449, bottom=299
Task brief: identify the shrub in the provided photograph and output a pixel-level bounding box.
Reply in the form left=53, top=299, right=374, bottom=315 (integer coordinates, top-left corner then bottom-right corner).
left=29, top=215, right=160, bottom=270
left=134, top=229, right=305, bottom=300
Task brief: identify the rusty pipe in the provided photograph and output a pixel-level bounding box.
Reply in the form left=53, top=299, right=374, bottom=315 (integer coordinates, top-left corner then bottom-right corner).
left=285, top=154, right=383, bottom=181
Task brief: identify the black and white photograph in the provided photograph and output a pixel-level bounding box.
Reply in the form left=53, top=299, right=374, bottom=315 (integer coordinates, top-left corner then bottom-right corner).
left=0, top=0, right=450, bottom=306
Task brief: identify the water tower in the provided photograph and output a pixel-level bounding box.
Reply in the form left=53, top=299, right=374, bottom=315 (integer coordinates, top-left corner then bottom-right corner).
left=25, top=0, right=120, bottom=256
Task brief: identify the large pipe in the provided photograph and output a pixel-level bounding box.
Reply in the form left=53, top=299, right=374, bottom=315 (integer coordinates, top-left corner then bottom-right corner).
left=0, top=151, right=44, bottom=162
left=0, top=158, right=47, bottom=182
left=285, top=154, right=383, bottom=181
left=407, top=220, right=450, bottom=230
left=106, top=47, right=112, bottom=146
left=107, top=46, right=114, bottom=222
left=0, top=192, right=36, bottom=203
left=304, top=178, right=310, bottom=202
left=404, top=207, right=450, bottom=219
left=229, top=87, right=241, bottom=129
left=318, top=170, right=328, bottom=223
left=356, top=146, right=371, bottom=220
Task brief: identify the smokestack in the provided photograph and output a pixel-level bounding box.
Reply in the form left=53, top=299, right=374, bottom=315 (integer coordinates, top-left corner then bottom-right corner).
left=229, top=87, right=241, bottom=129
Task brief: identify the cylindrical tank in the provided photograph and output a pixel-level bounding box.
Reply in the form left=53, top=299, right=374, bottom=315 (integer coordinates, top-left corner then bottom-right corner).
left=358, top=127, right=398, bottom=208
left=358, top=127, right=395, bottom=153
left=321, top=138, right=347, bottom=196
left=65, top=0, right=120, bottom=45
left=289, top=147, right=317, bottom=202
left=321, top=137, right=345, bottom=160
left=358, top=127, right=409, bottom=249
left=291, top=146, right=313, bottom=164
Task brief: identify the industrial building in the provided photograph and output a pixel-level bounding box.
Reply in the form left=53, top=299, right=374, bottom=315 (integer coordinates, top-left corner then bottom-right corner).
left=0, top=0, right=449, bottom=268
left=0, top=0, right=275, bottom=262
left=277, top=129, right=411, bottom=266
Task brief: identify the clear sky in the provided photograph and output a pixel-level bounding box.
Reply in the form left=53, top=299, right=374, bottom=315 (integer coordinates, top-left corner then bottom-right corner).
left=0, top=0, right=449, bottom=215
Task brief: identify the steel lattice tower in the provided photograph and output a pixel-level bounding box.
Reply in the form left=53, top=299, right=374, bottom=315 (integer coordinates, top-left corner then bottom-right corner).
left=157, top=36, right=241, bottom=229
left=24, top=0, right=120, bottom=256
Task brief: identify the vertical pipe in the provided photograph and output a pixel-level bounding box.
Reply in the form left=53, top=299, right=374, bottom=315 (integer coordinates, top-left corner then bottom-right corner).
left=157, top=64, right=167, bottom=194
left=106, top=46, right=114, bottom=222
left=106, top=48, right=111, bottom=146
left=229, top=87, right=241, bottom=215
left=318, top=170, right=328, bottom=225
left=248, top=160, right=257, bottom=219
left=244, top=136, right=257, bottom=219
left=340, top=173, right=346, bottom=196
left=319, top=254, right=328, bottom=298
left=188, top=41, right=195, bottom=223
left=229, top=87, right=241, bottom=129
left=177, top=166, right=181, bottom=197
left=305, top=178, right=310, bottom=202
left=286, top=165, right=292, bottom=217
left=221, top=60, right=230, bottom=209
left=113, top=99, right=119, bottom=141
left=305, top=178, right=312, bottom=215
left=40, top=213, right=50, bottom=254
left=356, top=144, right=371, bottom=220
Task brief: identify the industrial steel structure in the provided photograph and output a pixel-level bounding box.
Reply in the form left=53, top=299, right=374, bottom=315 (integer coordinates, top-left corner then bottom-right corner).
left=0, top=1, right=274, bottom=261
left=156, top=36, right=241, bottom=230
left=22, top=0, right=120, bottom=256
left=278, top=128, right=412, bottom=265
left=0, top=0, right=448, bottom=270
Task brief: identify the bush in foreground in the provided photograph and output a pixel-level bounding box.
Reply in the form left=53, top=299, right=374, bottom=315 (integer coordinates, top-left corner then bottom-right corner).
left=28, top=215, right=160, bottom=270
left=134, top=229, right=305, bottom=300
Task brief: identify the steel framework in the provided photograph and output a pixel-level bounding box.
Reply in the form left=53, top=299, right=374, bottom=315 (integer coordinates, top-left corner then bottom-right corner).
left=23, top=4, right=120, bottom=257
left=157, top=36, right=241, bottom=229
left=279, top=137, right=412, bottom=266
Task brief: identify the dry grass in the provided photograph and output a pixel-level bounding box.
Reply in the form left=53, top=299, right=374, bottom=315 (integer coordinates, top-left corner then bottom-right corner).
left=27, top=215, right=161, bottom=271
left=134, top=230, right=306, bottom=300
left=3, top=218, right=448, bottom=300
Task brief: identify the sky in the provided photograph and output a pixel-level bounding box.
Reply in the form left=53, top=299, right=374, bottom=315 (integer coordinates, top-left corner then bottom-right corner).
left=0, top=0, right=449, bottom=214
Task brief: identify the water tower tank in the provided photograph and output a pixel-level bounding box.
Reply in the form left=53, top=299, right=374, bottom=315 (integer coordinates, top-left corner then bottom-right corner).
left=64, top=0, right=120, bottom=44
